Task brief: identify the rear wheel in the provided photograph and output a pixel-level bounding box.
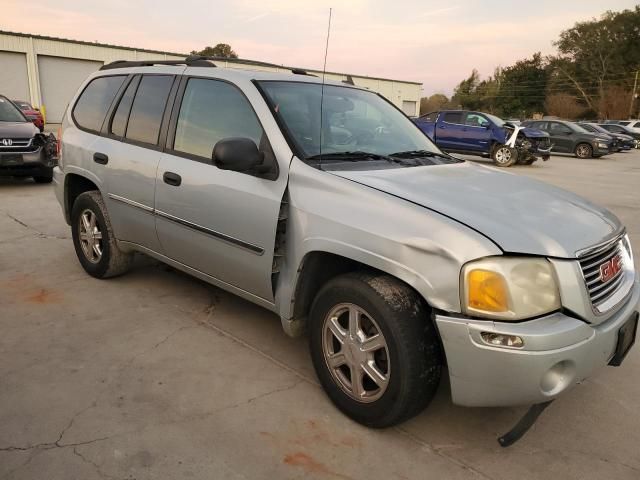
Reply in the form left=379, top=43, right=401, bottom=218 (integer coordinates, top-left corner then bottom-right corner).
left=491, top=145, right=517, bottom=167
left=309, top=272, right=442, bottom=428
left=71, top=191, right=133, bottom=278
left=575, top=143, right=593, bottom=158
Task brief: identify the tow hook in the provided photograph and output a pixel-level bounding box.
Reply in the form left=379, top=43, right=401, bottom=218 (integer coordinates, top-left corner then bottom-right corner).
left=498, top=400, right=553, bottom=447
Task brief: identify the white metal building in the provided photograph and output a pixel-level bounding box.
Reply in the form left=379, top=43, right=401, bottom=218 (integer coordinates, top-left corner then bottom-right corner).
left=0, top=31, right=422, bottom=123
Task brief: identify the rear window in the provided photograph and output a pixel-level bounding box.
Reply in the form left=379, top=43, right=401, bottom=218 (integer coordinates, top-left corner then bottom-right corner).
left=442, top=112, right=463, bottom=124
left=125, top=75, right=174, bottom=145
left=73, top=75, right=126, bottom=132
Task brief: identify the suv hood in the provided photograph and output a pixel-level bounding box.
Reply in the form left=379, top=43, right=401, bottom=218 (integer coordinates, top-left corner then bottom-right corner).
left=0, top=121, right=38, bottom=138
left=330, top=162, right=622, bottom=258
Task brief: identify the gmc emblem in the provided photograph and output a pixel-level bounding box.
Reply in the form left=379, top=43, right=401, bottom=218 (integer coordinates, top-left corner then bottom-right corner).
left=599, top=254, right=623, bottom=283
left=1, top=139, right=12, bottom=146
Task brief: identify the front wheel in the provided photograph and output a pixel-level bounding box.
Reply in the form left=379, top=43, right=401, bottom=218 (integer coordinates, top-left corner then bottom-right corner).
left=491, top=145, right=517, bottom=167
left=575, top=143, right=593, bottom=158
left=309, top=272, right=442, bottom=428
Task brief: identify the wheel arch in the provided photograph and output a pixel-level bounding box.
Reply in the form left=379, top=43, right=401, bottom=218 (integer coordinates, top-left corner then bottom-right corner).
left=64, top=172, right=101, bottom=225
left=282, top=244, right=444, bottom=337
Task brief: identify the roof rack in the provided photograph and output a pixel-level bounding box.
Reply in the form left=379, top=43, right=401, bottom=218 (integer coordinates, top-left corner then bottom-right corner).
left=99, top=55, right=318, bottom=77
left=100, top=56, right=215, bottom=70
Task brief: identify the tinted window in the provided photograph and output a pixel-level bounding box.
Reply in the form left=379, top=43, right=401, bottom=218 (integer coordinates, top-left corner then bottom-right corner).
left=549, top=122, right=570, bottom=134
left=443, top=112, right=463, bottom=124
left=110, top=77, right=139, bottom=137
left=73, top=76, right=126, bottom=131
left=174, top=78, right=263, bottom=159
left=126, top=75, right=173, bottom=145
left=465, top=113, right=489, bottom=127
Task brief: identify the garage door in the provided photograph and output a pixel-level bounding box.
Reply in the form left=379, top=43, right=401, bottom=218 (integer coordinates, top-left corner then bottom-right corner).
left=402, top=100, right=417, bottom=116
left=38, top=56, right=103, bottom=123
left=0, top=51, right=30, bottom=102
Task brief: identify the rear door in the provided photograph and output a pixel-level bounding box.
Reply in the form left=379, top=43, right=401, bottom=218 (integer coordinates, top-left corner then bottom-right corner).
left=436, top=111, right=465, bottom=150
left=154, top=75, right=288, bottom=303
left=100, top=73, right=177, bottom=251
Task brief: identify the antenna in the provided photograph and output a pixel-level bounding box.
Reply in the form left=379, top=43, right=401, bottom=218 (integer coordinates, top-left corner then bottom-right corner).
left=318, top=7, right=332, bottom=171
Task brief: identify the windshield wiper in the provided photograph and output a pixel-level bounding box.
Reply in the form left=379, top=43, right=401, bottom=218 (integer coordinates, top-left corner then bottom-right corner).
left=306, top=151, right=403, bottom=163
left=389, top=150, right=448, bottom=158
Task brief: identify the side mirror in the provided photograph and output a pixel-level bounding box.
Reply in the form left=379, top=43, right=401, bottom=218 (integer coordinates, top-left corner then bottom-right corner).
left=213, top=137, right=264, bottom=173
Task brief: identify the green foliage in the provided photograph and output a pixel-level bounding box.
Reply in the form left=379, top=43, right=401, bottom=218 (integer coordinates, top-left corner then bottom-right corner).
left=445, top=6, right=640, bottom=119
left=190, top=44, right=238, bottom=59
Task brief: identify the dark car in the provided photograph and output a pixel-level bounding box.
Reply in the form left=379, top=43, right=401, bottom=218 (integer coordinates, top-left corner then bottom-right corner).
left=598, top=123, right=640, bottom=149
left=521, top=119, right=612, bottom=158
left=0, top=94, right=57, bottom=183
left=13, top=100, right=45, bottom=132
left=579, top=123, right=635, bottom=151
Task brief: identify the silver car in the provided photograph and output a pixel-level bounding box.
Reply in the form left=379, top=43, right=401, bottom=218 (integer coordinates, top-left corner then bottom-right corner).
left=54, top=58, right=639, bottom=431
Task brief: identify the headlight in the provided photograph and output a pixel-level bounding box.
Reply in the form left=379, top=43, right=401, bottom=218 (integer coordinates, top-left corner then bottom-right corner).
left=598, top=142, right=608, bottom=148
left=461, top=257, right=561, bottom=320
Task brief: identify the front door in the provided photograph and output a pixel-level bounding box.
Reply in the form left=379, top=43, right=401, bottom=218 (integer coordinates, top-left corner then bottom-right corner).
left=154, top=76, right=287, bottom=302
left=436, top=111, right=466, bottom=150
left=547, top=122, right=574, bottom=152
left=461, top=112, right=492, bottom=152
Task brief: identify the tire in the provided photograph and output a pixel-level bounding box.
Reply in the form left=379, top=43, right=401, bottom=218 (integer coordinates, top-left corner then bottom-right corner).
left=33, top=168, right=53, bottom=183
left=71, top=191, right=133, bottom=278
left=491, top=145, right=517, bottom=167
left=575, top=143, right=593, bottom=158
left=309, top=272, right=442, bottom=428
left=33, top=175, right=53, bottom=184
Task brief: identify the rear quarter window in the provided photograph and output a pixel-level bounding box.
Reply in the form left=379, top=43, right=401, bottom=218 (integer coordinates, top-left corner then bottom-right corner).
left=73, top=75, right=126, bottom=132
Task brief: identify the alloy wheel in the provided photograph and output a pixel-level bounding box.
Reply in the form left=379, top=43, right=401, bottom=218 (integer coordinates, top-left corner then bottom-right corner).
left=494, top=147, right=512, bottom=164
left=322, top=303, right=390, bottom=403
left=78, top=209, right=103, bottom=263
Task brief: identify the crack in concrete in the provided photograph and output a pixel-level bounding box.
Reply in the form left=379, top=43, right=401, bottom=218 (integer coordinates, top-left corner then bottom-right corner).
left=394, top=427, right=494, bottom=479
left=3, top=211, right=70, bottom=240
left=73, top=446, right=122, bottom=480
left=126, top=324, right=195, bottom=366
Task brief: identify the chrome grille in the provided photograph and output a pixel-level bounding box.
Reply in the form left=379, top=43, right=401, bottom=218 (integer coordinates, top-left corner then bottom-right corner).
left=0, top=138, right=36, bottom=153
left=579, top=239, right=625, bottom=309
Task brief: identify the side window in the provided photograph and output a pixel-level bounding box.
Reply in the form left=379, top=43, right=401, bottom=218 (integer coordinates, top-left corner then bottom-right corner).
left=549, top=122, right=570, bottom=134
left=110, top=76, right=140, bottom=137
left=125, top=75, right=174, bottom=145
left=173, top=78, right=264, bottom=160
left=442, top=112, right=463, bottom=124
left=465, top=113, right=489, bottom=127
left=73, top=75, right=126, bottom=132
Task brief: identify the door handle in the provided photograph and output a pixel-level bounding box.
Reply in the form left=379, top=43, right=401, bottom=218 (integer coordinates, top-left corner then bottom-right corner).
left=93, top=152, right=108, bottom=165
left=439, top=125, right=446, bottom=129
left=163, top=171, right=182, bottom=187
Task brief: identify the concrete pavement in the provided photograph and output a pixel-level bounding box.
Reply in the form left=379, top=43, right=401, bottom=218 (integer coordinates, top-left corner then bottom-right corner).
left=1, top=150, right=639, bottom=479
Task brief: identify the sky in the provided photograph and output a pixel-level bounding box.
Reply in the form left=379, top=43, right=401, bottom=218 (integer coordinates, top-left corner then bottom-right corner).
left=2, top=0, right=638, bottom=96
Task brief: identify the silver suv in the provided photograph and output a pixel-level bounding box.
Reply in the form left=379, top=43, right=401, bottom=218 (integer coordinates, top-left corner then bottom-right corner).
left=54, top=58, right=639, bottom=430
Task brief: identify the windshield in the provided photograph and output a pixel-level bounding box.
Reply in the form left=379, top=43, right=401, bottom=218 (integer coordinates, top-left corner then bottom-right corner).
left=258, top=81, right=443, bottom=161
left=485, top=113, right=506, bottom=127
left=0, top=98, right=27, bottom=122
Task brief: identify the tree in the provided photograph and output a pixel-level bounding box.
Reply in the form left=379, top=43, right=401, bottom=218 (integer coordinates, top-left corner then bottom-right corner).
left=544, top=93, right=586, bottom=119
left=190, top=44, right=238, bottom=58
left=420, top=93, right=449, bottom=114
left=497, top=53, right=548, bottom=118
left=549, top=6, right=640, bottom=116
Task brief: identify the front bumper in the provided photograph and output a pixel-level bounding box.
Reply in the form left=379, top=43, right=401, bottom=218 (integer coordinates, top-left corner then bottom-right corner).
left=436, top=277, right=640, bottom=407
left=594, top=144, right=611, bottom=156
left=0, top=148, right=54, bottom=177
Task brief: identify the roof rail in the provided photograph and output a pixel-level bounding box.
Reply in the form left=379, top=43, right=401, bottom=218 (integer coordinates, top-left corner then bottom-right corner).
left=100, top=57, right=215, bottom=70
left=185, top=55, right=317, bottom=76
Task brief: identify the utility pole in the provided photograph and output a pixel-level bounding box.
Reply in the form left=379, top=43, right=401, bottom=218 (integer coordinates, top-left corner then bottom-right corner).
left=630, top=70, right=639, bottom=119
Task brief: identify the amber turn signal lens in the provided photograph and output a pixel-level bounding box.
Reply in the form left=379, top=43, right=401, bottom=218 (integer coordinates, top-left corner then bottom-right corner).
left=467, top=269, right=509, bottom=313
